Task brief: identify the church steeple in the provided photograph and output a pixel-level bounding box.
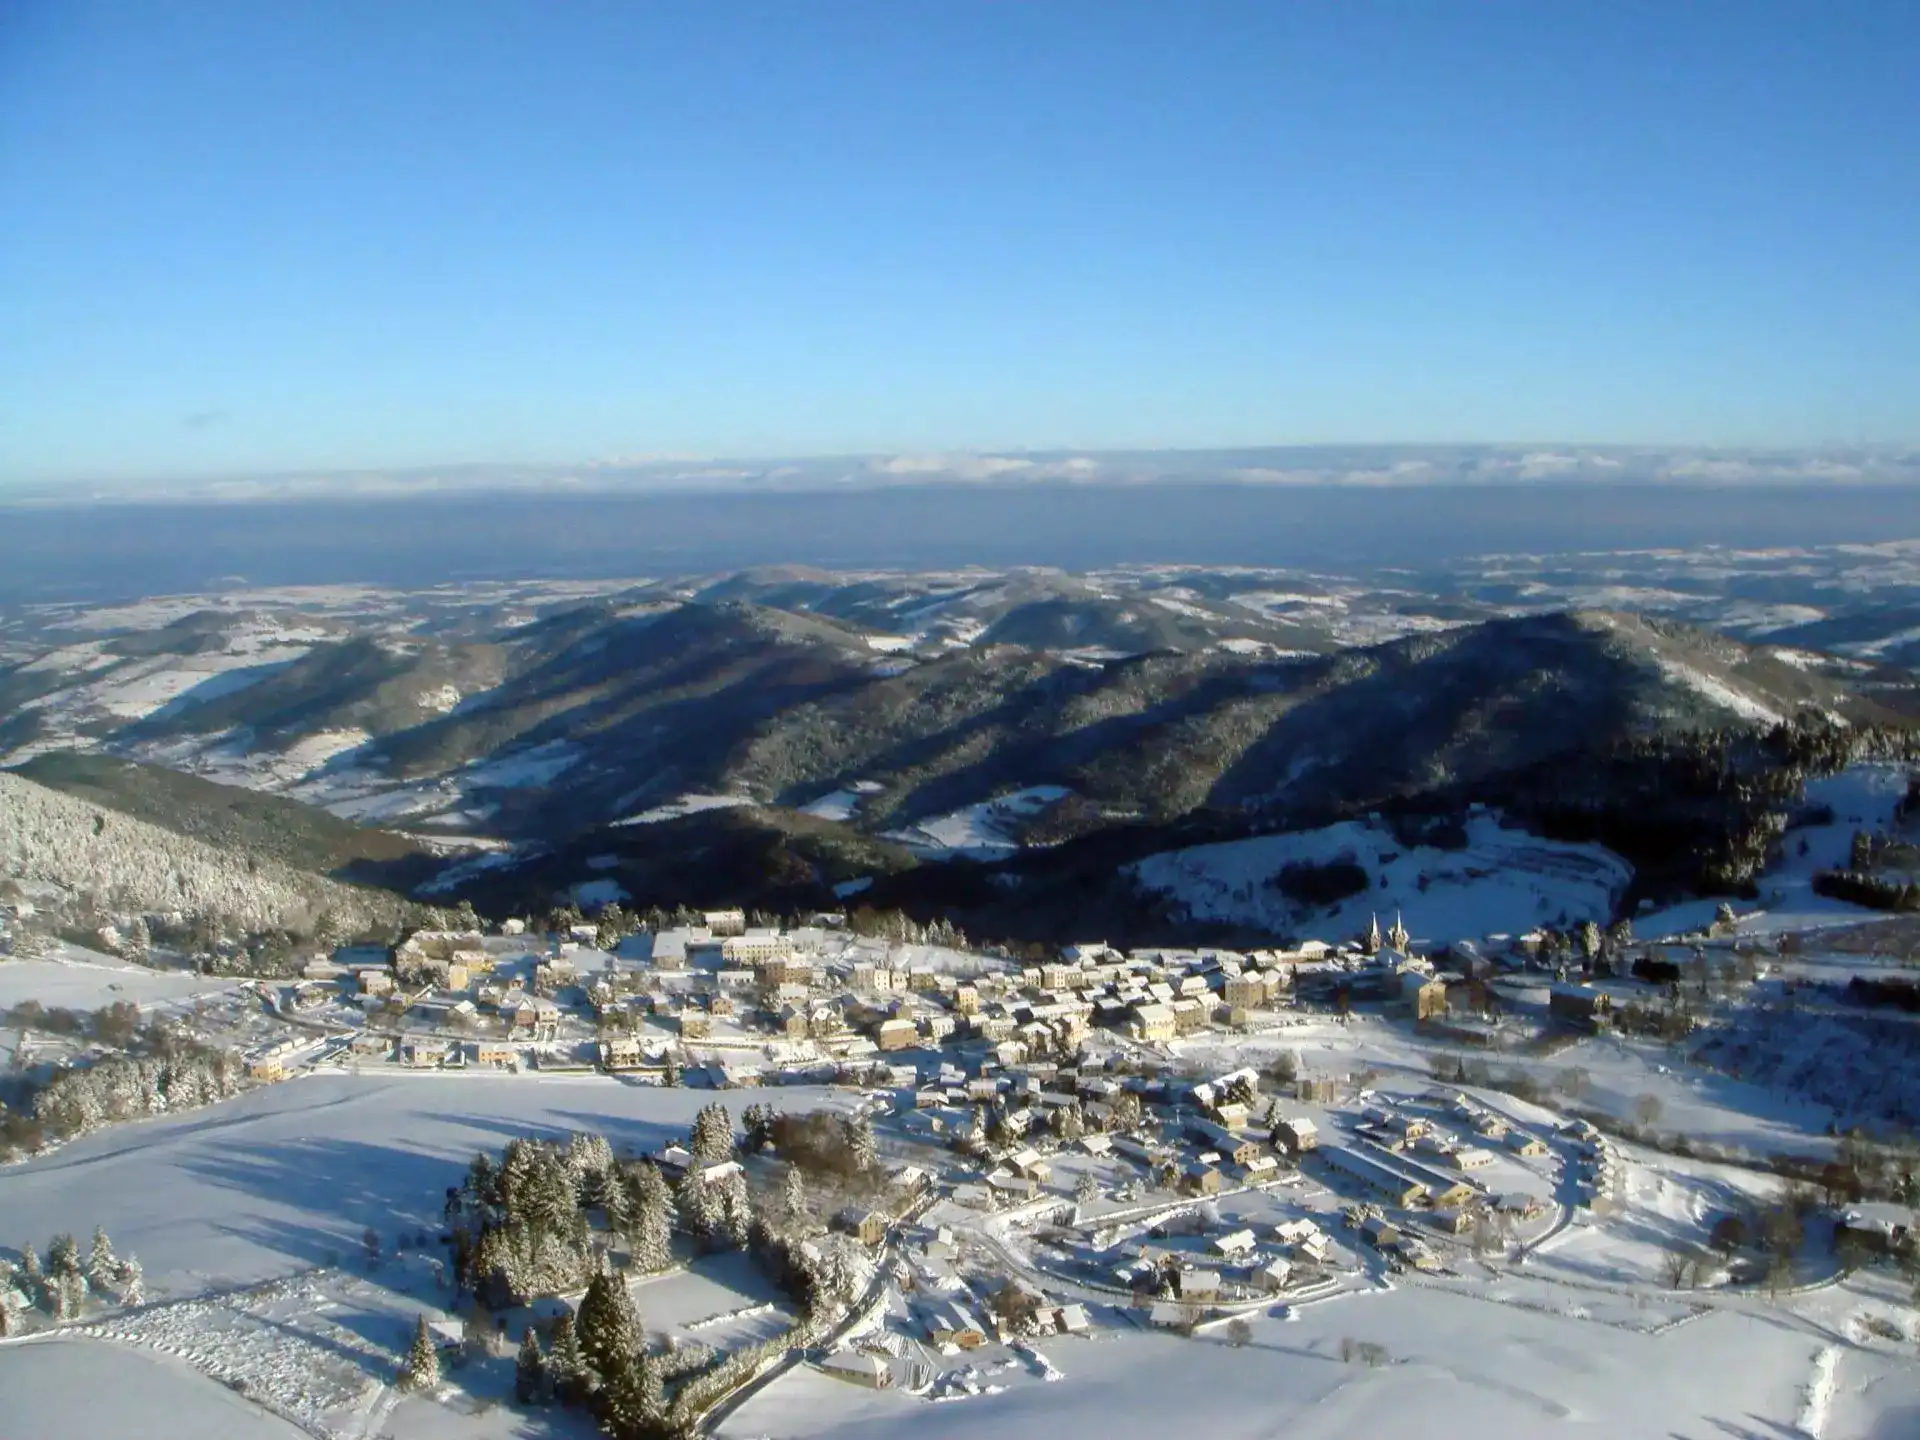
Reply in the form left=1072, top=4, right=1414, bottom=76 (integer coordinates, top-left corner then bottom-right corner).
left=1365, top=913, right=1382, bottom=955
left=1388, top=911, right=1410, bottom=952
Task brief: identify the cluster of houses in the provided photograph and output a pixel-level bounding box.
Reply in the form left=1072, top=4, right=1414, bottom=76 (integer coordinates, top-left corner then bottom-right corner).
left=275, top=896, right=1694, bottom=1086
left=1558, top=1116, right=1621, bottom=1207
left=345, top=920, right=1456, bottom=1081
left=1118, top=1208, right=1341, bottom=1323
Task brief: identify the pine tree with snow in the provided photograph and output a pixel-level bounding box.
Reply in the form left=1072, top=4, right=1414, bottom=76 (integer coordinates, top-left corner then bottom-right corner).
left=19, top=1244, right=42, bottom=1282
left=1075, top=1170, right=1100, bottom=1205
left=400, top=1315, right=441, bottom=1392
left=719, top=1177, right=752, bottom=1250
left=630, top=1181, right=674, bottom=1274
left=676, top=1171, right=719, bottom=1245
left=601, top=1168, right=633, bottom=1238
left=566, top=1132, right=616, bottom=1200
left=548, top=1309, right=587, bottom=1403
left=821, top=1241, right=859, bottom=1308
left=46, top=1233, right=80, bottom=1280
left=113, top=1256, right=143, bottom=1307
left=596, top=1348, right=666, bottom=1440
left=689, top=1103, right=733, bottom=1164
left=515, top=1327, right=548, bottom=1405
left=85, top=1227, right=117, bottom=1295
left=594, top=904, right=630, bottom=952
left=781, top=1163, right=807, bottom=1226
left=741, top=1102, right=777, bottom=1154
left=465, top=1152, right=499, bottom=1212
left=849, top=1115, right=877, bottom=1173
left=632, top=1160, right=671, bottom=1218
left=576, top=1268, right=643, bottom=1394
left=0, top=1256, right=20, bottom=1333
left=1577, top=920, right=1602, bottom=962
left=53, top=1269, right=86, bottom=1321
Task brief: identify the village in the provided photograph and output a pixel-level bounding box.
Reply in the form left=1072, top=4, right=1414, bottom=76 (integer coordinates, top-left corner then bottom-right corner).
left=264, top=906, right=1672, bottom=1087
left=8, top=884, right=1920, bottom=1439
left=134, top=898, right=1894, bottom=1422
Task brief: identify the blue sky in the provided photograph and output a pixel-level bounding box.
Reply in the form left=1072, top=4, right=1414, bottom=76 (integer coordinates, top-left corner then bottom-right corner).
left=2, top=1, right=1917, bottom=483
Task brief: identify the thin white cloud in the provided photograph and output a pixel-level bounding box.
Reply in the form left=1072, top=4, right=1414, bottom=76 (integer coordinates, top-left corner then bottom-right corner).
left=867, top=453, right=1037, bottom=480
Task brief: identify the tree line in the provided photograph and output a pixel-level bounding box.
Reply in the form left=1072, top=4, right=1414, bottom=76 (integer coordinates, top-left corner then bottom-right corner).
left=2, top=1003, right=249, bottom=1161
left=1, top=1226, right=142, bottom=1335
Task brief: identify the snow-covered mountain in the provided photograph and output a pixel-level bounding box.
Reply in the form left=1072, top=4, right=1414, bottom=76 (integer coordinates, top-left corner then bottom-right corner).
left=3, top=548, right=1916, bottom=939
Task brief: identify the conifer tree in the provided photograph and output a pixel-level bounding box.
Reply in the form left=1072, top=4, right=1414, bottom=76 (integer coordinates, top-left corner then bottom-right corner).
left=576, top=1268, right=642, bottom=1393
left=400, top=1314, right=441, bottom=1391
left=52, top=1270, right=86, bottom=1321
left=601, top=1168, right=633, bottom=1238
left=597, top=1349, right=666, bottom=1440
left=742, top=1102, right=777, bottom=1154
left=782, top=1163, right=807, bottom=1226
left=630, top=1180, right=674, bottom=1274
left=849, top=1115, right=877, bottom=1173
left=85, top=1227, right=117, bottom=1295
left=567, top=1132, right=616, bottom=1203
left=46, top=1233, right=80, bottom=1280
left=633, top=1161, right=672, bottom=1219
left=547, top=1309, right=587, bottom=1404
left=676, top=1171, right=719, bottom=1244
left=690, top=1103, right=733, bottom=1164
left=113, top=1256, right=143, bottom=1306
left=465, top=1152, right=499, bottom=1211
left=720, top=1178, right=752, bottom=1250
left=515, top=1327, right=548, bottom=1405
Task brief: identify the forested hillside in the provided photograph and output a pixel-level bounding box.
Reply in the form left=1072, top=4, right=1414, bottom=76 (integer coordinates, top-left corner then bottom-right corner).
left=0, top=772, right=436, bottom=942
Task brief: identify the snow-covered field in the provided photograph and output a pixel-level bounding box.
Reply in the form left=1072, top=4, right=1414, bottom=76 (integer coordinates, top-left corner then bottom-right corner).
left=0, top=1338, right=310, bottom=1440
left=0, top=1073, right=847, bottom=1298
left=614, top=792, right=757, bottom=826
left=0, top=1071, right=860, bottom=1440
left=882, top=786, right=1072, bottom=860
left=718, top=1285, right=1816, bottom=1440
left=1511, top=1033, right=1842, bottom=1157
left=0, top=947, right=238, bottom=1011
left=1128, top=812, right=1632, bottom=943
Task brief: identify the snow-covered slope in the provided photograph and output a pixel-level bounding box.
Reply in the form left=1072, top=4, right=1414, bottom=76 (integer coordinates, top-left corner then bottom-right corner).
left=0, top=772, right=427, bottom=934
left=882, top=786, right=1072, bottom=859
left=1636, top=762, right=1911, bottom=938
left=1127, top=812, right=1632, bottom=942
left=717, top=1282, right=1814, bottom=1440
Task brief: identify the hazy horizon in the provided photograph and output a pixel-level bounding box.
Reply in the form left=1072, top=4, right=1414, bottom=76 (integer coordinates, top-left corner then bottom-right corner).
left=7, top=441, right=1920, bottom=506
left=10, top=481, right=1920, bottom=606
